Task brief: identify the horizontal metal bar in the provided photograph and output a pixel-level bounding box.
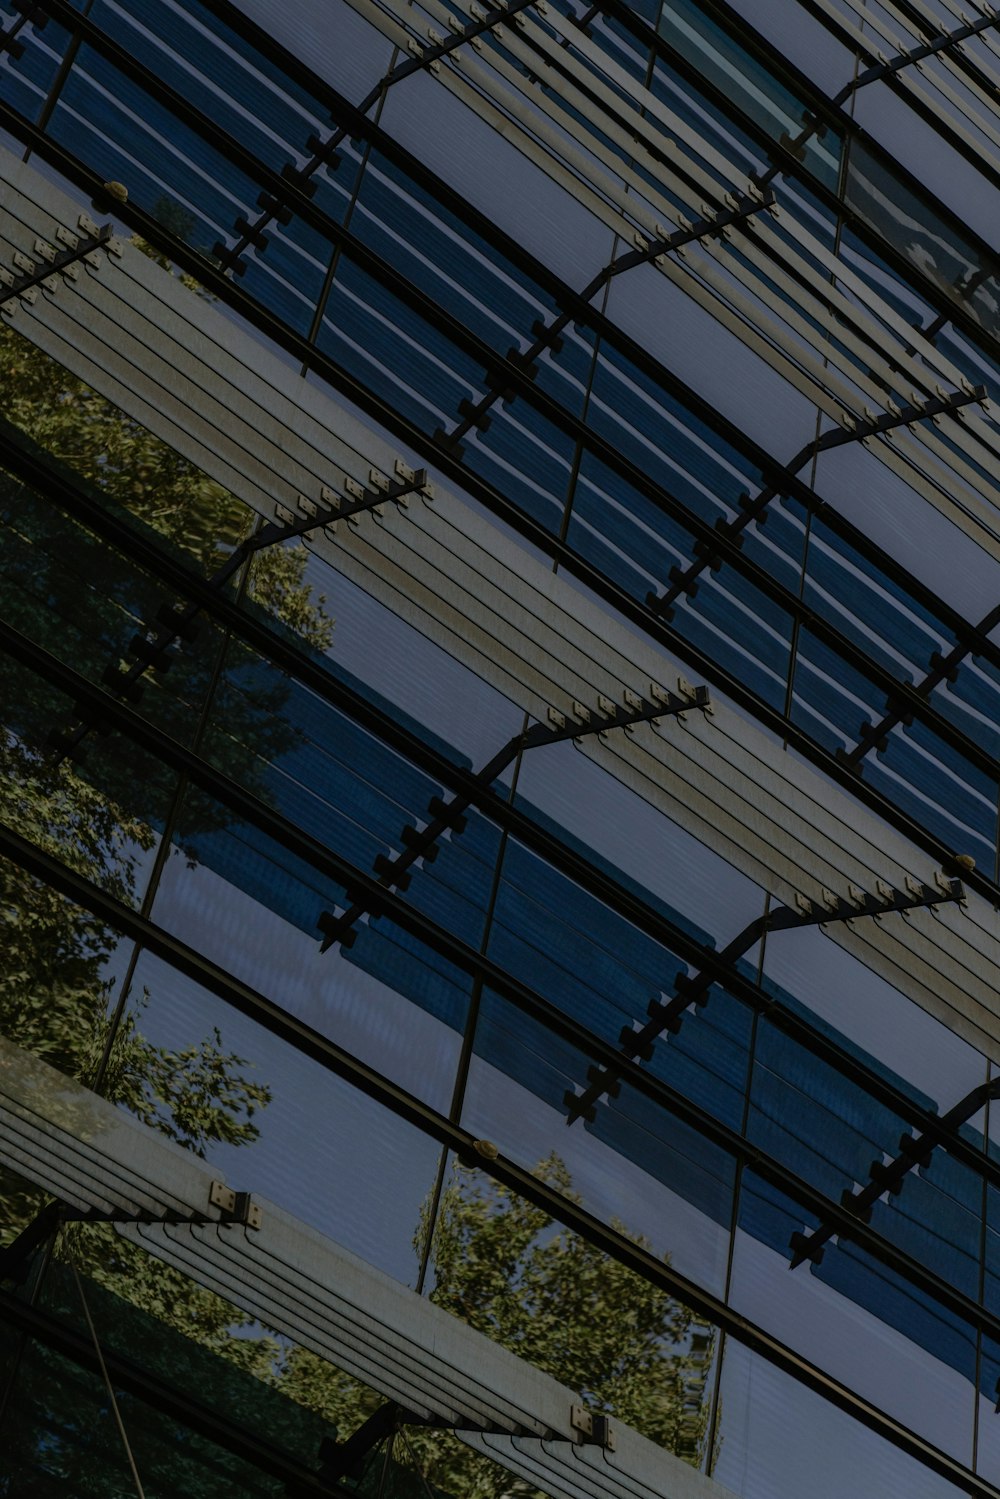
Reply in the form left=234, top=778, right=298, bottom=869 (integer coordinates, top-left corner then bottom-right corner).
left=0, top=819, right=998, bottom=1495
left=0, top=1287, right=343, bottom=1495
left=5, top=625, right=1000, bottom=1364
left=2, top=477, right=997, bottom=1191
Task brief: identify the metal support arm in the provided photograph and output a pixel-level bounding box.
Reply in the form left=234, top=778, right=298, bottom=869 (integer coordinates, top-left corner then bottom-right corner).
left=318, top=683, right=709, bottom=951
left=442, top=191, right=773, bottom=450
left=648, top=385, right=985, bottom=620
left=565, top=875, right=966, bottom=1123
left=790, top=1076, right=1000, bottom=1269
left=49, top=468, right=427, bottom=763
left=215, top=0, right=538, bottom=274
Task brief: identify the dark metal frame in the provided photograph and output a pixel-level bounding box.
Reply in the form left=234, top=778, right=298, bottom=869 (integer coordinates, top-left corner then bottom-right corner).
left=1, top=440, right=995, bottom=1200
left=2, top=810, right=1000, bottom=1496
left=318, top=683, right=709, bottom=950
left=5, top=14, right=1000, bottom=875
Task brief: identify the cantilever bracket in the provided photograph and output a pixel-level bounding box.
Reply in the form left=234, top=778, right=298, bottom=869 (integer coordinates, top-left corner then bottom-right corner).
left=440, top=190, right=774, bottom=449
left=570, top=1403, right=616, bottom=1450
left=0, top=220, right=114, bottom=308
left=0, top=1182, right=258, bottom=1284
left=317, top=680, right=710, bottom=952
left=790, top=1076, right=1000, bottom=1270
left=47, top=465, right=428, bottom=764
left=564, top=873, right=966, bottom=1124
left=215, top=0, right=538, bottom=274
left=648, top=384, right=985, bottom=621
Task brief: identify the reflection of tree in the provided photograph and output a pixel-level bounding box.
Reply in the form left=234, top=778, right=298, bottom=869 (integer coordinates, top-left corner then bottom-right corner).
left=0, top=323, right=328, bottom=1291
left=425, top=1156, right=715, bottom=1464
left=272, top=1155, right=716, bottom=1499
left=0, top=329, right=714, bottom=1492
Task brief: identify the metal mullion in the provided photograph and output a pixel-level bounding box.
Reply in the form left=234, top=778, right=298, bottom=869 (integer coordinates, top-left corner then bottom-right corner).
left=9, top=130, right=1000, bottom=899
left=2, top=829, right=999, bottom=1499
left=6, top=617, right=1000, bottom=1204
left=3, top=68, right=995, bottom=668
left=1, top=813, right=998, bottom=1456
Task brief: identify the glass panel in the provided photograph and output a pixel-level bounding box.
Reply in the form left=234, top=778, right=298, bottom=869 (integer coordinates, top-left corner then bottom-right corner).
left=603, top=262, right=817, bottom=458
left=151, top=772, right=479, bottom=1109
left=732, top=1175, right=977, bottom=1463
left=845, top=140, right=1000, bottom=339
left=227, top=0, right=395, bottom=99
left=803, top=513, right=953, bottom=685
left=463, top=399, right=577, bottom=533
left=512, top=731, right=769, bottom=937
left=0, top=461, right=230, bottom=748
left=0, top=844, right=137, bottom=1083
left=317, top=255, right=492, bottom=437
left=761, top=922, right=989, bottom=1113
left=790, top=626, right=889, bottom=755
left=713, top=1336, right=973, bottom=1499
left=351, top=151, right=562, bottom=363
left=865, top=721, right=998, bottom=876
left=932, top=657, right=1000, bottom=766
left=813, top=440, right=1000, bottom=621
left=374, top=70, right=617, bottom=287
left=117, top=948, right=444, bottom=1284
left=0, top=4, right=75, bottom=125
left=92, top=0, right=338, bottom=180
left=976, top=1334, right=1000, bottom=1483
left=852, top=86, right=1000, bottom=252
left=242, top=548, right=526, bottom=770
left=429, top=1149, right=720, bottom=1464
left=0, top=1329, right=286, bottom=1496
left=583, top=345, right=765, bottom=529
left=458, top=1005, right=733, bottom=1337
left=657, top=0, right=844, bottom=188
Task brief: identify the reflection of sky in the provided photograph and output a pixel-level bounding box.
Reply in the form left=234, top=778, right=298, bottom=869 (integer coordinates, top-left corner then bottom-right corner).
left=716, top=1336, right=967, bottom=1499
left=226, top=0, right=393, bottom=102
left=125, top=946, right=444, bottom=1288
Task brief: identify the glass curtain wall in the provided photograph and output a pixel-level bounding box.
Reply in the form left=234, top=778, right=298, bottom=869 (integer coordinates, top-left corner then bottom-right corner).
left=3, top=0, right=1000, bottom=1496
